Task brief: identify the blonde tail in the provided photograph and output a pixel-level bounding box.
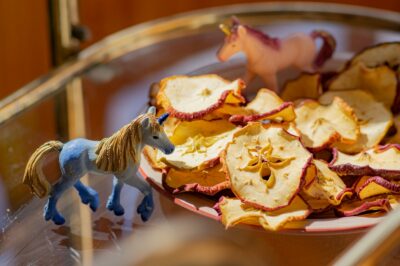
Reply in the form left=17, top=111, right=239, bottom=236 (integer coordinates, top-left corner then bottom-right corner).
left=23, top=141, right=63, bottom=198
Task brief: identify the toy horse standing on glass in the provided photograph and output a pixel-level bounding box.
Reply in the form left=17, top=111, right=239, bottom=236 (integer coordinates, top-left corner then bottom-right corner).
left=217, top=17, right=336, bottom=91
left=23, top=107, right=174, bottom=225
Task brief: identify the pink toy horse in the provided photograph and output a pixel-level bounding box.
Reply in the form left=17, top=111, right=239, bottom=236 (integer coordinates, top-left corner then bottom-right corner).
left=217, top=17, right=336, bottom=91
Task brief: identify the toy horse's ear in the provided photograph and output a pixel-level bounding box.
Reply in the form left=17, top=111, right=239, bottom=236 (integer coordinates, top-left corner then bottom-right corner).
left=141, top=117, right=150, bottom=128
left=147, top=106, right=156, bottom=115
left=231, top=16, right=240, bottom=26
left=237, top=25, right=247, bottom=37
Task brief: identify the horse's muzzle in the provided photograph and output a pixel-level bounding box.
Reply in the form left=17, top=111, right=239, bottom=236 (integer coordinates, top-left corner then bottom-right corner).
left=164, top=145, right=175, bottom=154
left=217, top=53, right=226, bottom=62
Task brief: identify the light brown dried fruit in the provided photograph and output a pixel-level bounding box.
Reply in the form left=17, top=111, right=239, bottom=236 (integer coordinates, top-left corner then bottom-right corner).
left=217, top=196, right=311, bottom=231
left=162, top=165, right=230, bottom=195
left=335, top=196, right=391, bottom=217
left=354, top=176, right=400, bottom=200
left=330, top=144, right=400, bottom=178
left=229, top=89, right=295, bottom=125
left=157, top=119, right=237, bottom=170
left=223, top=123, right=312, bottom=211
left=319, top=90, right=393, bottom=153
left=328, top=62, right=397, bottom=109
left=303, top=160, right=352, bottom=205
left=295, top=97, right=360, bottom=151
left=348, top=42, right=400, bottom=69
left=385, top=115, right=400, bottom=144
left=300, top=193, right=331, bottom=212
left=281, top=73, right=322, bottom=101
left=157, top=75, right=245, bottom=120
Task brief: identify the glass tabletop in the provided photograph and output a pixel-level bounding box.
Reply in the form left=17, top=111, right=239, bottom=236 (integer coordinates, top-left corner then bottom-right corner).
left=1, top=3, right=400, bottom=265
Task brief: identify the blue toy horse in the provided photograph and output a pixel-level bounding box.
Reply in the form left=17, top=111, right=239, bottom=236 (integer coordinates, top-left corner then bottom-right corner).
left=23, top=106, right=174, bottom=225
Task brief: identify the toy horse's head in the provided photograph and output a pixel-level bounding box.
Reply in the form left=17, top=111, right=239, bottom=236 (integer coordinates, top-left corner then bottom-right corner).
left=217, top=17, right=247, bottom=62
left=141, top=106, right=175, bottom=155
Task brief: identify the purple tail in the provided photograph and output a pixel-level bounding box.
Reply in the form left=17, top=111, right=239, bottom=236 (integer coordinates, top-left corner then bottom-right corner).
left=311, top=30, right=337, bottom=69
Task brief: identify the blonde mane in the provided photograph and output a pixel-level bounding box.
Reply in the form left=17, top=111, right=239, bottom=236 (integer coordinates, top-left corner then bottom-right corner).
left=95, top=113, right=160, bottom=172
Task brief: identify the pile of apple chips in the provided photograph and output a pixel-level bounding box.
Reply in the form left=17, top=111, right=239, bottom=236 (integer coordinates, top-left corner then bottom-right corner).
left=146, top=42, right=400, bottom=231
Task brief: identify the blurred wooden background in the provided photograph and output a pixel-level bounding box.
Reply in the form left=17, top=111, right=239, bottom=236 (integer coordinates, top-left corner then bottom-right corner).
left=0, top=0, right=399, bottom=99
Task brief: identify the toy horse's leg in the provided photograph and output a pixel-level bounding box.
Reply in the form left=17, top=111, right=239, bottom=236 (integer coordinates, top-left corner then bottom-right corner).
left=74, top=180, right=99, bottom=212
left=244, top=68, right=256, bottom=84
left=262, top=73, right=278, bottom=92
left=106, top=177, right=125, bottom=216
left=124, top=174, right=154, bottom=222
left=295, top=60, right=315, bottom=73
left=44, top=175, right=74, bottom=225
left=302, top=64, right=315, bottom=73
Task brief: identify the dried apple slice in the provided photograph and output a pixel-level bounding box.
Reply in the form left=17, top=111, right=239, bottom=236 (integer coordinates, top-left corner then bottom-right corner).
left=223, top=123, right=312, bottom=211
left=169, top=119, right=236, bottom=145
left=229, top=89, right=295, bottom=125
left=303, top=164, right=317, bottom=189
left=162, top=165, right=230, bottom=195
left=354, top=176, right=400, bottom=200
left=294, top=97, right=360, bottom=151
left=348, top=42, right=400, bottom=69
left=335, top=196, right=391, bottom=217
left=213, top=104, right=250, bottom=117
left=157, top=120, right=237, bottom=170
left=319, top=90, right=393, bottom=153
left=388, top=195, right=400, bottom=209
left=330, top=145, right=400, bottom=178
left=328, top=62, right=397, bottom=109
left=385, top=115, right=400, bottom=144
left=281, top=73, right=322, bottom=101
left=163, top=117, right=181, bottom=139
left=300, top=193, right=331, bottom=212
left=392, top=77, right=400, bottom=114
left=303, top=160, right=352, bottom=205
left=157, top=75, right=245, bottom=120
left=282, top=122, right=301, bottom=137
left=216, top=196, right=311, bottom=231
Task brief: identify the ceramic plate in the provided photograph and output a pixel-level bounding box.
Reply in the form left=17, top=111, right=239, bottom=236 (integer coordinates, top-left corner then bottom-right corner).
left=139, top=55, right=387, bottom=233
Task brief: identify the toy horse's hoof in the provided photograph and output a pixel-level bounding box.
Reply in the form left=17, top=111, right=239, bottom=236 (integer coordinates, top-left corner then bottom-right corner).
left=138, top=210, right=152, bottom=222
left=113, top=208, right=125, bottom=216
left=106, top=200, right=125, bottom=216
left=137, top=204, right=153, bottom=222
left=52, top=213, right=66, bottom=225
left=44, top=213, right=52, bottom=221
left=89, top=194, right=99, bottom=212
left=79, top=188, right=99, bottom=212
left=81, top=197, right=90, bottom=204
left=139, top=213, right=150, bottom=222
left=81, top=196, right=99, bottom=212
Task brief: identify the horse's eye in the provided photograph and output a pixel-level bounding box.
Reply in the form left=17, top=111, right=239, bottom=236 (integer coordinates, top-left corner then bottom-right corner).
left=153, top=136, right=159, bottom=139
